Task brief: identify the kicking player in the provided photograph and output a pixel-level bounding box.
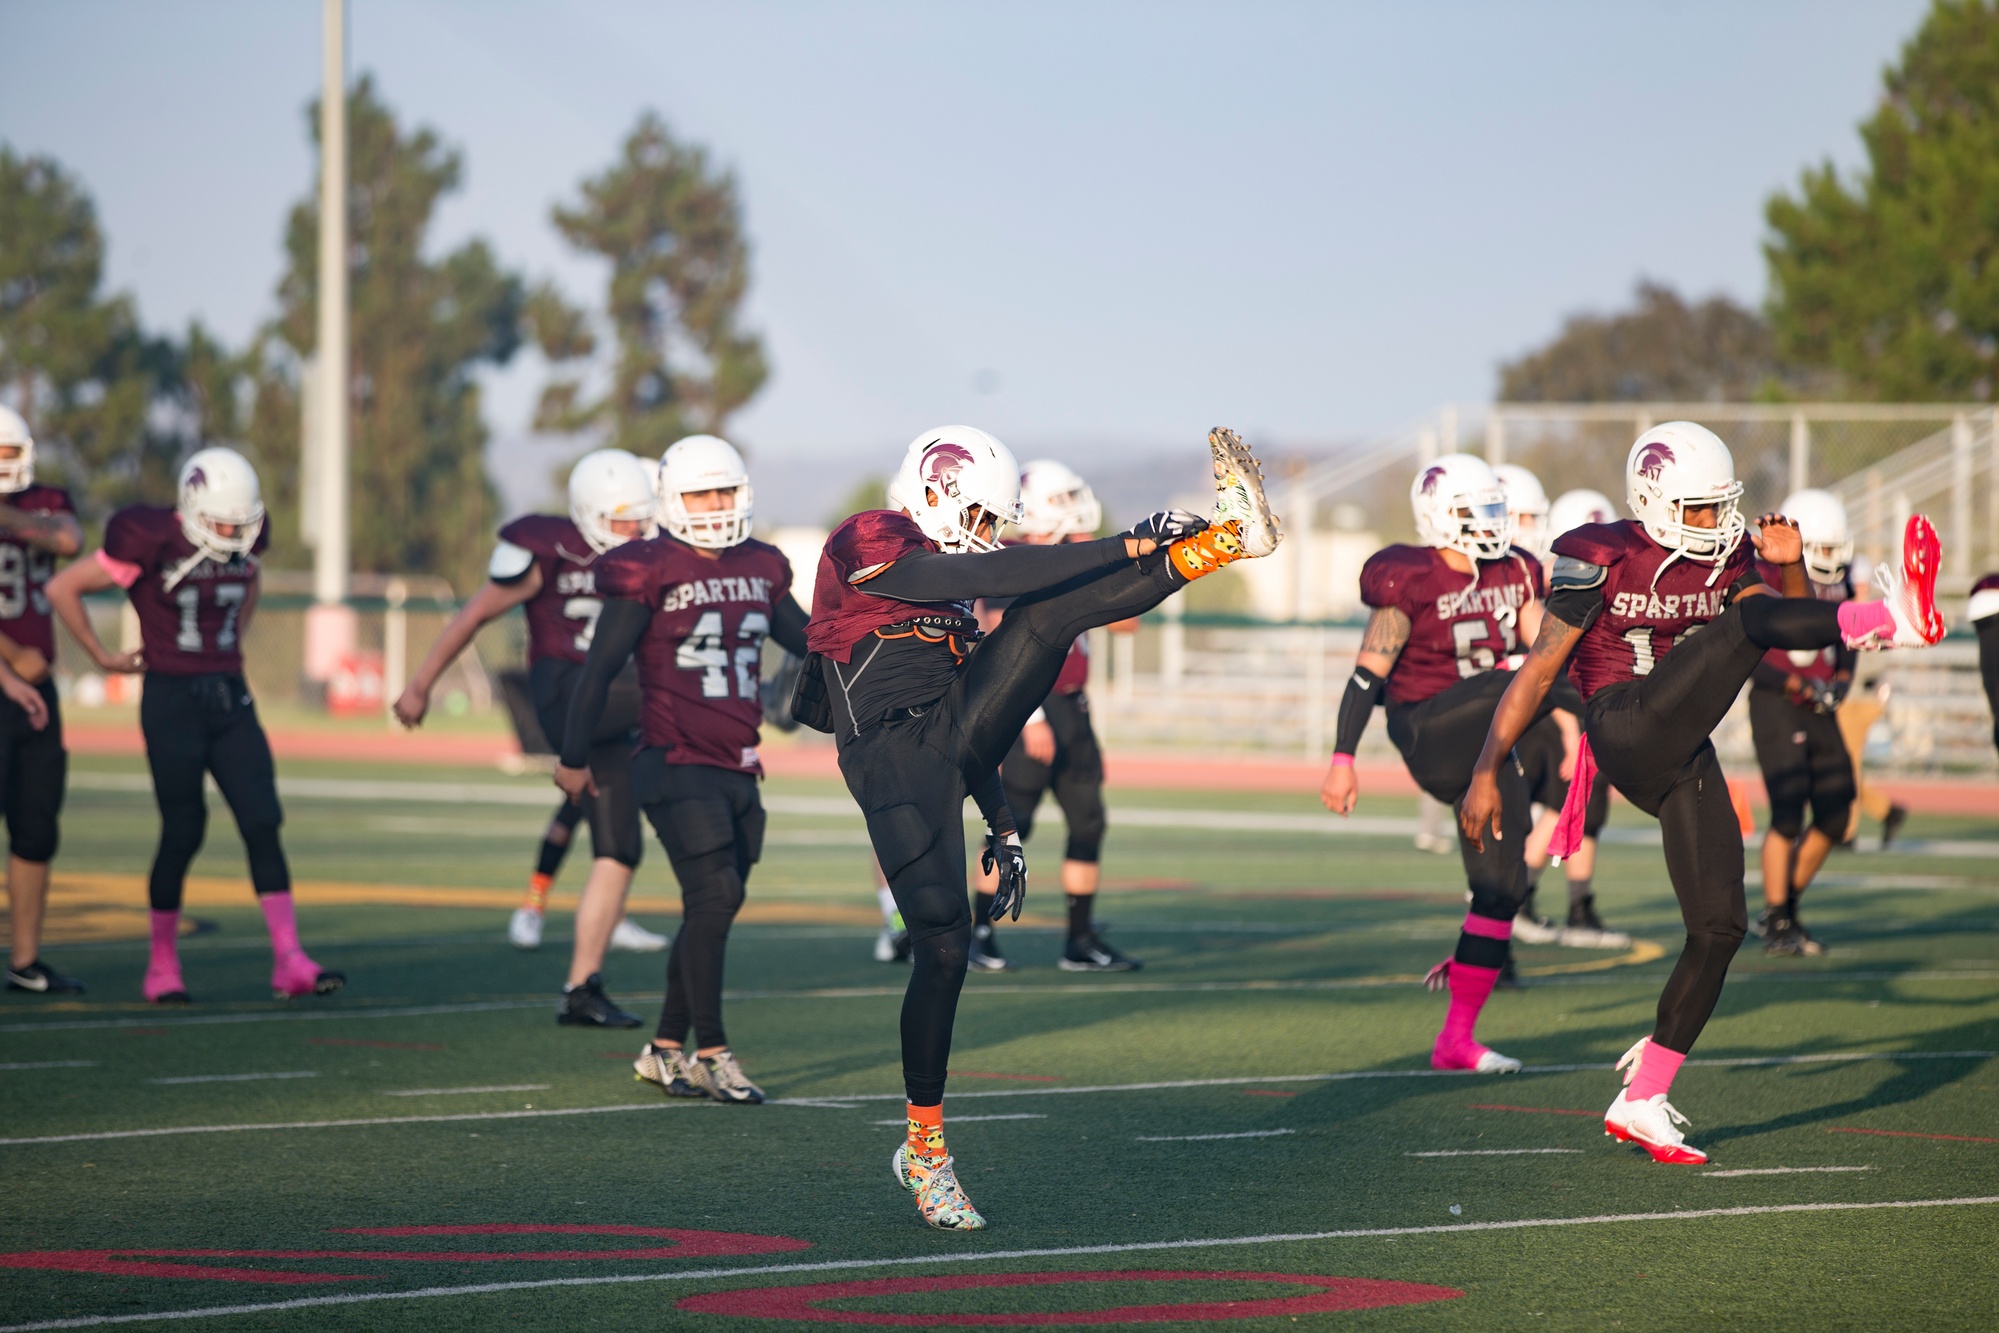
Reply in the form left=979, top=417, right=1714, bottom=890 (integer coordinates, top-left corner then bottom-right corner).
left=0, top=406, right=85, bottom=995
left=969, top=460, right=1138, bottom=973
left=1748, top=490, right=1857, bottom=957
left=394, top=449, right=657, bottom=1027
left=1461, top=422, right=1944, bottom=1164
left=47, top=449, right=343, bottom=1003
left=802, top=425, right=1276, bottom=1229
left=1320, top=453, right=1577, bottom=1073
left=558, top=434, right=809, bottom=1105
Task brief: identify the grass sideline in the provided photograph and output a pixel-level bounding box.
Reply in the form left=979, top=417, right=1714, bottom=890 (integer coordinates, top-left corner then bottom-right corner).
left=1, top=753, right=1995, bottom=1330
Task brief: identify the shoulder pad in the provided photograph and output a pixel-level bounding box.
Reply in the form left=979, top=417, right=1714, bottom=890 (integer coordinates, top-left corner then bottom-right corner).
left=1359, top=544, right=1434, bottom=609
left=1550, top=520, right=1634, bottom=568
left=1549, top=554, right=1607, bottom=591
left=488, top=539, right=535, bottom=582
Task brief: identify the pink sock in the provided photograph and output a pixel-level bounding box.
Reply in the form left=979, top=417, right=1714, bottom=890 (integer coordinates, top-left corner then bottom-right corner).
left=1438, top=961, right=1501, bottom=1049
left=259, top=892, right=302, bottom=959
left=1837, top=600, right=1891, bottom=645
left=149, top=910, right=181, bottom=972
left=1628, top=1041, right=1685, bottom=1101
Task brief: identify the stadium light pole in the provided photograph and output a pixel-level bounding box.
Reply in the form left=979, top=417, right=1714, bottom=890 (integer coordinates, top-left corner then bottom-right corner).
left=304, top=0, right=355, bottom=688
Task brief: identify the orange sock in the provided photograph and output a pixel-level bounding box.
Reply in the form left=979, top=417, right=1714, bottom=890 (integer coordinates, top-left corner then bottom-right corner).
left=522, top=872, right=553, bottom=913
left=906, top=1102, right=946, bottom=1161
left=1167, top=521, right=1247, bottom=581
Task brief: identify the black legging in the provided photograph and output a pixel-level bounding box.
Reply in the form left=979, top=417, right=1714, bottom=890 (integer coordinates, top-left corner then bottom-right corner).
left=639, top=755, right=763, bottom=1051
left=1583, top=594, right=1844, bottom=1053
left=140, top=673, right=289, bottom=910
left=1749, top=686, right=1855, bottom=842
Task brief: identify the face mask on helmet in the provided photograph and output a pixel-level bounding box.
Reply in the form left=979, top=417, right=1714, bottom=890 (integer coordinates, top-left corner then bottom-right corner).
left=0, top=406, right=34, bottom=494
left=658, top=434, right=754, bottom=549
left=568, top=449, right=660, bottom=554
left=887, top=426, right=1023, bottom=554
left=1017, top=459, right=1102, bottom=540
left=1492, top=463, right=1550, bottom=560
left=177, top=447, right=265, bottom=563
left=1781, top=488, right=1853, bottom=582
left=1410, top=454, right=1515, bottom=561
left=1625, top=422, right=1746, bottom=569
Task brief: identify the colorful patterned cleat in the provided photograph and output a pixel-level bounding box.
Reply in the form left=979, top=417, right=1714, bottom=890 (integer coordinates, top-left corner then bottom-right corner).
left=1207, top=427, right=1279, bottom=557
left=892, top=1146, right=986, bottom=1230
left=1604, top=1089, right=1708, bottom=1164
left=634, top=1043, right=712, bottom=1099
left=271, top=950, right=344, bottom=999
left=1858, top=515, right=1945, bottom=648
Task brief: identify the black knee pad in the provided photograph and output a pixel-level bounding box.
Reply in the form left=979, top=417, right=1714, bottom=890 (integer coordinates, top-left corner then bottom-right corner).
left=1060, top=790, right=1105, bottom=864
left=1810, top=798, right=1854, bottom=843
left=1766, top=783, right=1808, bottom=841
left=896, top=878, right=972, bottom=941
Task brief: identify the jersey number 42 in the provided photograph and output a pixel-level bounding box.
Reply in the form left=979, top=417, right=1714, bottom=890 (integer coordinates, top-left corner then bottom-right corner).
left=677, top=610, right=769, bottom=699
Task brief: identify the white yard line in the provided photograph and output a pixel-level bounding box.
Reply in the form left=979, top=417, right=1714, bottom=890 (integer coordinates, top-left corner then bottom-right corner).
left=146, top=1071, right=318, bottom=1085
left=382, top=1084, right=550, bottom=1097
left=1136, top=1129, right=1295, bottom=1141
left=0, top=1102, right=672, bottom=1146
left=4, top=1195, right=1995, bottom=1333
left=1407, top=1148, right=1583, bottom=1157
left=0, top=1061, right=98, bottom=1070
left=1703, top=1166, right=1875, bottom=1178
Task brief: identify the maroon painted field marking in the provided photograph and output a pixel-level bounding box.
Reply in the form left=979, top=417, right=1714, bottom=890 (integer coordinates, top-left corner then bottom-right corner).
left=1242, top=1090, right=1297, bottom=1098
left=677, top=1269, right=1464, bottom=1324
left=1469, top=1104, right=1598, bottom=1118
left=950, top=1072, right=1061, bottom=1083
left=1828, top=1127, right=1999, bottom=1145
left=307, top=1038, right=447, bottom=1051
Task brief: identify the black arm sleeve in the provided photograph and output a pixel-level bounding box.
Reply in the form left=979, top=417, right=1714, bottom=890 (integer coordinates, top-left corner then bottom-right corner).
left=968, top=766, right=1016, bottom=836
left=860, top=538, right=1126, bottom=603
left=1332, top=663, right=1384, bottom=757
left=1543, top=583, right=1605, bottom=635
left=772, top=592, right=810, bottom=656
left=559, top=598, right=649, bottom=768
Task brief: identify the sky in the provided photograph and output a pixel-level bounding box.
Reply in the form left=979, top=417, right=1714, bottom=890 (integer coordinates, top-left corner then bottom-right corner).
left=2, top=0, right=1930, bottom=520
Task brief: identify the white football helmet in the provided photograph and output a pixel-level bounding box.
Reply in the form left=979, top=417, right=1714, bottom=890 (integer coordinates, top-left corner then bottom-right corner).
left=659, top=434, right=753, bottom=549
left=177, top=447, right=265, bottom=562
left=568, top=449, right=659, bottom=554
left=1625, top=422, right=1745, bottom=568
left=1017, top=459, right=1102, bottom=540
left=1410, top=454, right=1514, bottom=561
left=886, top=425, right=1022, bottom=554
left=0, top=405, right=33, bottom=494
left=1492, top=463, right=1551, bottom=559
left=1547, top=488, right=1619, bottom=542
left=1781, top=488, right=1853, bottom=583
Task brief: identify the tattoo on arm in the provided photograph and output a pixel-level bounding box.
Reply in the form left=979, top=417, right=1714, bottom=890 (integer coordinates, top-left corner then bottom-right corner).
left=1528, top=612, right=1579, bottom=662
left=1359, top=606, right=1412, bottom=656
left=0, top=508, right=81, bottom=553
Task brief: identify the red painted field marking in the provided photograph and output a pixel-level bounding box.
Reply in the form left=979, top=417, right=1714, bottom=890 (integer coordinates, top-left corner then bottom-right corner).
left=1469, top=1104, right=1598, bottom=1118
left=677, top=1270, right=1464, bottom=1324
left=1828, top=1127, right=1999, bottom=1145
left=307, top=1038, right=447, bottom=1051
left=1242, top=1090, right=1297, bottom=1098
left=950, top=1072, right=1061, bottom=1083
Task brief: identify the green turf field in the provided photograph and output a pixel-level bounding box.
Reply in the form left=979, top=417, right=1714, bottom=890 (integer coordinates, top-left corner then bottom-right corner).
left=4, top=752, right=1997, bottom=1330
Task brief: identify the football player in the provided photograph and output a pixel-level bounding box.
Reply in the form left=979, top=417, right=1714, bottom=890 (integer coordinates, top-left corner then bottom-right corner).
left=803, top=425, right=1276, bottom=1229
left=0, top=406, right=86, bottom=995
left=1974, top=572, right=1999, bottom=760
left=1320, top=454, right=1577, bottom=1074
left=1461, top=422, right=1944, bottom=1164
left=1747, top=490, right=1858, bottom=957
left=47, top=449, right=343, bottom=1003
left=556, top=434, right=808, bottom=1105
left=969, top=460, right=1138, bottom=973
left=394, top=449, right=657, bottom=1027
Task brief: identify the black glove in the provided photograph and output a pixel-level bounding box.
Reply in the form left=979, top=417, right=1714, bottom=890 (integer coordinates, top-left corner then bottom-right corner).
left=1128, top=509, right=1208, bottom=545
left=981, top=832, right=1027, bottom=922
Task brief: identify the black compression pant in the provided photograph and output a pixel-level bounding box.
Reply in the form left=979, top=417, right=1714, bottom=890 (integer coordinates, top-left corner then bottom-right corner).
left=638, top=753, right=762, bottom=1051
left=841, top=557, right=1185, bottom=1105
left=1000, top=690, right=1107, bottom=862
left=1749, top=686, right=1855, bottom=842
left=140, top=673, right=288, bottom=911
left=1583, top=594, right=1844, bottom=1053
left=0, top=680, right=64, bottom=864
left=531, top=658, right=644, bottom=869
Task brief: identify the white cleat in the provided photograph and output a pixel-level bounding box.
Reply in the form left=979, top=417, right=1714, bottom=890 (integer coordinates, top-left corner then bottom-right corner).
left=508, top=907, right=544, bottom=951
left=1511, top=913, right=1564, bottom=945
left=1208, top=427, right=1281, bottom=557
left=609, top=917, right=670, bottom=953
left=1474, top=1048, right=1523, bottom=1074
left=1604, top=1089, right=1708, bottom=1164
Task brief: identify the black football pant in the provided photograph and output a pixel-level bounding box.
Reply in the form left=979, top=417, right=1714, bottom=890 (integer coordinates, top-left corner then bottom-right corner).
left=140, top=673, right=288, bottom=910
left=1387, top=669, right=1573, bottom=969
left=0, top=680, right=64, bottom=865
left=1583, top=595, right=1844, bottom=1054
left=637, top=753, right=763, bottom=1051
left=1000, top=690, right=1107, bottom=863
left=841, top=556, right=1184, bottom=1105
left=1749, top=686, right=1854, bottom=842
left=530, top=658, right=644, bottom=868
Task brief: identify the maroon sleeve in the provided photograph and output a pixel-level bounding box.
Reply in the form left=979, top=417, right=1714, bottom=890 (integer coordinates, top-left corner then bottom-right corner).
left=1359, top=546, right=1429, bottom=614
left=15, top=484, right=75, bottom=517
left=102, top=506, right=163, bottom=569
left=1550, top=521, right=1633, bottom=568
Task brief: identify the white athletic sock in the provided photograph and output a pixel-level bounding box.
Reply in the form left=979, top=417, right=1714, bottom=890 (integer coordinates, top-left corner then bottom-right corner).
left=877, top=886, right=899, bottom=928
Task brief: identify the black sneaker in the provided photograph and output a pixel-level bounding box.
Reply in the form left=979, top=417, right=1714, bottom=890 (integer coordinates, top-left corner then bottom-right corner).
left=1561, top=897, right=1631, bottom=949
left=1057, top=932, right=1141, bottom=972
left=1764, top=918, right=1815, bottom=957
left=1880, top=804, right=1908, bottom=850
left=1750, top=906, right=1774, bottom=939
left=557, top=973, right=641, bottom=1028
left=1495, top=956, right=1523, bottom=990
left=968, top=924, right=1013, bottom=972
left=6, top=960, right=85, bottom=995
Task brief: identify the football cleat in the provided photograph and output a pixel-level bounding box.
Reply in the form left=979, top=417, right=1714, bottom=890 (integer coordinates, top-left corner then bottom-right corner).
left=1604, top=1089, right=1708, bottom=1164
left=634, top=1043, right=712, bottom=1099
left=969, top=923, right=1013, bottom=972
left=1206, top=427, right=1280, bottom=558
left=696, top=1049, right=766, bottom=1104
left=609, top=917, right=669, bottom=953
left=1750, top=905, right=1774, bottom=939
left=1057, top=932, right=1141, bottom=972
left=145, top=957, right=191, bottom=1006
left=1511, top=910, right=1563, bottom=945
left=1431, top=1034, right=1522, bottom=1074
left=6, top=959, right=85, bottom=995
left=508, top=907, right=544, bottom=951
left=1561, top=897, right=1631, bottom=949
left=271, top=951, right=344, bottom=999
left=874, top=926, right=912, bottom=964
left=1880, top=804, right=1908, bottom=850
left=1764, top=917, right=1824, bottom=957
left=1854, top=516, right=1945, bottom=649
left=557, top=973, right=641, bottom=1028
left=893, top=1147, right=986, bottom=1230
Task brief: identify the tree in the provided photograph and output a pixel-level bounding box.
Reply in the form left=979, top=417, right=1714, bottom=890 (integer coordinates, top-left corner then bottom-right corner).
left=1765, top=0, right=1999, bottom=401
left=247, top=77, right=581, bottom=589
left=541, top=113, right=768, bottom=454
left=1497, top=280, right=1804, bottom=403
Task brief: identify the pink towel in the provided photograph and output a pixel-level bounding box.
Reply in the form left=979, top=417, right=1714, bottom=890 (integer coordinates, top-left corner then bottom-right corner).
left=1548, top=732, right=1596, bottom=864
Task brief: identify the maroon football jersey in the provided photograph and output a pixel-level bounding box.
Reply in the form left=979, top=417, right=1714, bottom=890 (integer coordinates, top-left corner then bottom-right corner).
left=495, top=515, right=616, bottom=666
left=0, top=484, right=75, bottom=659
left=1360, top=544, right=1545, bottom=705
left=1755, top=560, right=1848, bottom=684
left=1052, top=635, right=1089, bottom=695
left=1553, top=520, right=1755, bottom=700
left=595, top=535, right=794, bottom=774
left=805, top=511, right=968, bottom=664
left=100, top=504, right=270, bottom=676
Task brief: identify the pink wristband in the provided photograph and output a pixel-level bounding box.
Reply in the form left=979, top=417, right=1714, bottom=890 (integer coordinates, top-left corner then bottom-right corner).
left=96, top=547, right=143, bottom=589
left=1329, top=753, right=1355, bottom=768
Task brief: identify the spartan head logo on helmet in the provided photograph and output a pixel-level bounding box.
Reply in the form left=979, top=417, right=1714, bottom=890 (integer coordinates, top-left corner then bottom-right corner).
left=184, top=466, right=208, bottom=492
left=1418, top=465, right=1447, bottom=496
left=921, top=441, right=976, bottom=498
left=1636, top=441, right=1675, bottom=482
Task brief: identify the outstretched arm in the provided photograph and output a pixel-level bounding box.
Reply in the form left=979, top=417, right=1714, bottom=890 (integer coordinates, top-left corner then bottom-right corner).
left=860, top=538, right=1129, bottom=603
left=1460, top=612, right=1584, bottom=851
left=393, top=569, right=541, bottom=727
left=0, top=503, right=82, bottom=557
left=1320, top=605, right=1411, bottom=815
